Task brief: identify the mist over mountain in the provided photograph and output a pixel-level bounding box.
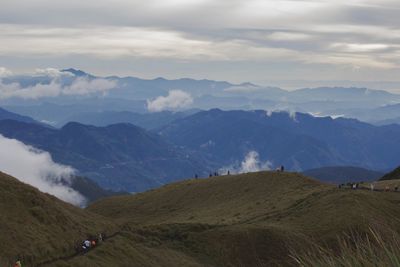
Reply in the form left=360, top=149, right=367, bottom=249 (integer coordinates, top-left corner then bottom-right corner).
left=0, top=107, right=41, bottom=124
left=55, top=110, right=199, bottom=129
left=2, top=69, right=400, bottom=127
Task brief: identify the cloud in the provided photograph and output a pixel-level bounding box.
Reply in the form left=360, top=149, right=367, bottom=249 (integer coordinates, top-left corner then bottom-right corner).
left=220, top=151, right=272, bottom=174
left=0, top=67, right=12, bottom=77
left=267, top=32, right=312, bottom=41
left=1, top=0, right=400, bottom=81
left=266, top=110, right=298, bottom=122
left=147, top=90, right=193, bottom=112
left=62, top=77, right=117, bottom=95
left=0, top=75, right=117, bottom=99
left=0, top=134, right=86, bottom=206
left=330, top=43, right=391, bottom=53
left=34, top=68, right=74, bottom=78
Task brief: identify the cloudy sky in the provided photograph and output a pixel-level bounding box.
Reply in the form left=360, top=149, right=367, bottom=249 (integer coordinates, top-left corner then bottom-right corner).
left=1, top=0, right=400, bottom=84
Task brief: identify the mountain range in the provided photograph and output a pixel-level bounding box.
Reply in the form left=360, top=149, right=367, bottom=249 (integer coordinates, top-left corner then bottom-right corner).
left=1, top=107, right=400, bottom=191
left=158, top=109, right=400, bottom=171
left=0, top=119, right=212, bottom=191
left=2, top=69, right=400, bottom=126
left=303, top=166, right=384, bottom=184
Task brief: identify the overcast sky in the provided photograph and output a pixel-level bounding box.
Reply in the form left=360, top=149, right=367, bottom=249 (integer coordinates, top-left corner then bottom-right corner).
left=1, top=0, right=400, bottom=84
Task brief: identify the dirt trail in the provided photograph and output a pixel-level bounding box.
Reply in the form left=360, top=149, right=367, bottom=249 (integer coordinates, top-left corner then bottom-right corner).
left=36, top=231, right=121, bottom=267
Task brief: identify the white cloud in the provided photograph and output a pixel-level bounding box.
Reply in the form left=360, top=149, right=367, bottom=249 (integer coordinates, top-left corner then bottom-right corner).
left=330, top=43, right=391, bottom=53
left=63, top=77, right=117, bottom=96
left=1, top=0, right=400, bottom=81
left=147, top=90, right=193, bottom=112
left=0, top=134, right=86, bottom=206
left=265, top=110, right=298, bottom=122
left=267, top=32, right=312, bottom=41
left=0, top=67, right=12, bottom=77
left=0, top=80, right=61, bottom=99
left=34, top=68, right=74, bottom=78
left=0, top=75, right=117, bottom=99
left=220, top=151, right=272, bottom=174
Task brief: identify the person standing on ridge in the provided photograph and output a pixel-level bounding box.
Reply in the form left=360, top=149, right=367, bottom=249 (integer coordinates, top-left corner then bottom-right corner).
left=98, top=233, right=103, bottom=243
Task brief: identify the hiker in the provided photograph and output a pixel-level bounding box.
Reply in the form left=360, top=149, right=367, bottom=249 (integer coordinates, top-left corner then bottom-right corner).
left=352, top=183, right=357, bottom=190
left=194, top=174, right=198, bottom=179
left=385, top=186, right=390, bottom=192
left=84, top=239, right=91, bottom=249
left=209, top=173, right=213, bottom=178
left=370, top=184, right=375, bottom=191
left=227, top=170, right=230, bottom=175
left=91, top=240, right=96, bottom=247
left=14, top=260, right=22, bottom=267
left=395, top=186, right=398, bottom=192
left=280, top=165, right=285, bottom=172
left=338, top=184, right=342, bottom=189
left=98, top=233, right=103, bottom=243
left=214, top=171, right=218, bottom=176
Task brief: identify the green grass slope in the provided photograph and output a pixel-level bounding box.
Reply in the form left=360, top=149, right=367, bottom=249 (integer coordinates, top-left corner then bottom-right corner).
left=86, top=171, right=400, bottom=266
left=0, top=172, right=114, bottom=266
left=4, top=170, right=400, bottom=266
left=380, top=166, right=400, bottom=181
left=88, top=172, right=329, bottom=225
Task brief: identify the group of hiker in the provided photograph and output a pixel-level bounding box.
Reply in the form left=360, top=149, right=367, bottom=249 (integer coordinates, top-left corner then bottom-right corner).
left=11, top=233, right=107, bottom=266
left=276, top=165, right=285, bottom=172
left=195, top=165, right=285, bottom=179
left=76, top=233, right=105, bottom=254
left=338, top=182, right=399, bottom=192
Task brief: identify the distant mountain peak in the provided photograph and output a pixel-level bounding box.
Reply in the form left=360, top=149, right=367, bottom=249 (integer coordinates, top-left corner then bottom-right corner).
left=61, top=68, right=91, bottom=77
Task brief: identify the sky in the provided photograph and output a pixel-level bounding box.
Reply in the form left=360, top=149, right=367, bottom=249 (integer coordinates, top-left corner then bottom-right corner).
left=1, top=0, right=400, bottom=84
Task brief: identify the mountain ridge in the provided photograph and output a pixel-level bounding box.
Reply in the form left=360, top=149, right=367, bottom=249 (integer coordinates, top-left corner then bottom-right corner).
left=0, top=119, right=212, bottom=191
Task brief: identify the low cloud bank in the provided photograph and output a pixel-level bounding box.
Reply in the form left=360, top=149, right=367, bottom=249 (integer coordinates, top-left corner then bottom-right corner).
left=147, top=90, right=193, bottom=112
left=220, top=151, right=272, bottom=174
left=0, top=134, right=86, bottom=206
left=266, top=109, right=298, bottom=122
left=0, top=69, right=116, bottom=99
left=0, top=67, right=12, bottom=77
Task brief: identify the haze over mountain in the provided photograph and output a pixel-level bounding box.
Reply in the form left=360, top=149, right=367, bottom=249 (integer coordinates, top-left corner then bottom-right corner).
left=2, top=69, right=400, bottom=127
left=54, top=110, right=199, bottom=129
left=0, top=107, right=41, bottom=125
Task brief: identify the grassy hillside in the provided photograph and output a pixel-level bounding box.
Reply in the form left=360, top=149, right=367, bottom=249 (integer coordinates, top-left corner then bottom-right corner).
left=380, top=166, right=400, bottom=181
left=0, top=172, right=115, bottom=266
left=86, top=171, right=400, bottom=266
left=4, top=170, right=400, bottom=266
left=88, top=172, right=329, bottom=225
